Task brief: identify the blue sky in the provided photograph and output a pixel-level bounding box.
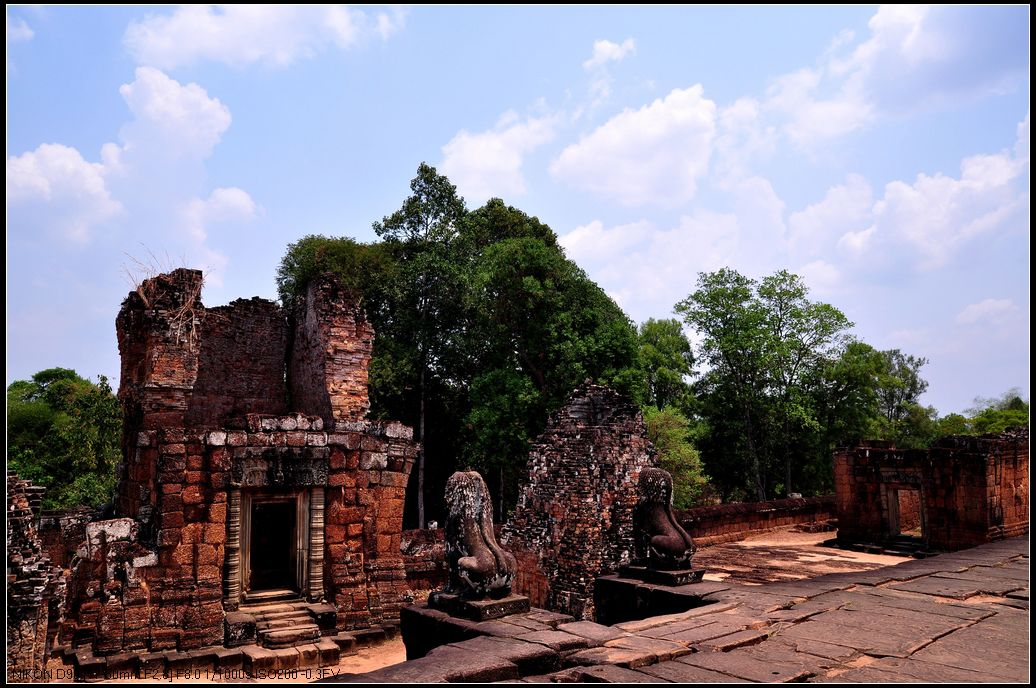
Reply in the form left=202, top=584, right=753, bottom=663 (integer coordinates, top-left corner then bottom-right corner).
left=6, top=5, right=1030, bottom=415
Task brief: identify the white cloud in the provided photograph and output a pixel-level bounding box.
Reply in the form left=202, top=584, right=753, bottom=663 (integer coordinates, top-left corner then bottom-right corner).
left=1016, top=114, right=1030, bottom=165
left=837, top=225, right=877, bottom=256
left=184, top=187, right=257, bottom=242
left=6, top=144, right=123, bottom=242
left=441, top=110, right=559, bottom=205
left=182, top=187, right=258, bottom=286
left=714, top=97, right=777, bottom=182
left=116, top=67, right=231, bottom=161
left=582, top=38, right=636, bottom=106
left=560, top=210, right=741, bottom=321
left=583, top=38, right=635, bottom=70
left=796, top=259, right=841, bottom=295
left=788, top=174, right=873, bottom=254
left=7, top=14, right=33, bottom=42
left=560, top=219, right=652, bottom=265
left=7, top=12, right=35, bottom=73
left=764, top=66, right=873, bottom=145
left=375, top=6, right=408, bottom=40
left=7, top=67, right=251, bottom=269
left=550, top=85, right=717, bottom=206
left=764, top=6, right=1028, bottom=147
left=124, top=5, right=402, bottom=69
left=956, top=298, right=1020, bottom=326
left=789, top=117, right=1031, bottom=270
left=872, top=144, right=1027, bottom=269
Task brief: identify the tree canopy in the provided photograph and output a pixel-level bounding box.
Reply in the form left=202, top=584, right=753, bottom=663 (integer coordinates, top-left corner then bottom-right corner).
left=277, top=164, right=643, bottom=523
left=7, top=368, right=122, bottom=509
left=265, top=167, right=1027, bottom=512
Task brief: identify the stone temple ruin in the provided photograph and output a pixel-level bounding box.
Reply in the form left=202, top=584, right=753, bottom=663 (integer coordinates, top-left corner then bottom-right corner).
left=835, top=429, right=1029, bottom=552
left=8, top=269, right=419, bottom=680
left=6, top=267, right=1031, bottom=683
left=502, top=382, right=657, bottom=621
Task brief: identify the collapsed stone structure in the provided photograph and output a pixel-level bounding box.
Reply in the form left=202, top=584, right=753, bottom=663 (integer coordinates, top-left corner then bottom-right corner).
left=835, top=429, right=1029, bottom=551
left=44, top=269, right=417, bottom=672
left=7, top=475, right=65, bottom=683
left=502, top=382, right=657, bottom=620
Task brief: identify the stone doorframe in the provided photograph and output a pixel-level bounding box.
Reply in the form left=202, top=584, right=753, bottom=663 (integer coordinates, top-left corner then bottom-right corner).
left=225, top=484, right=325, bottom=610
left=880, top=482, right=927, bottom=542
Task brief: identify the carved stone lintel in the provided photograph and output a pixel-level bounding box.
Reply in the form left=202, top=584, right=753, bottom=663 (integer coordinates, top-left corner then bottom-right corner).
left=231, top=455, right=329, bottom=487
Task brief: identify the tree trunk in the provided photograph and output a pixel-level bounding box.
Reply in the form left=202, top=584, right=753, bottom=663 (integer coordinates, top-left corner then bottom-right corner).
left=417, top=364, right=426, bottom=528
left=743, top=405, right=766, bottom=501
left=785, top=455, right=792, bottom=498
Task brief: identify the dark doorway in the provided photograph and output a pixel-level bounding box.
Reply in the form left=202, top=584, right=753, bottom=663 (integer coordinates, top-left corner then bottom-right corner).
left=249, top=500, right=296, bottom=592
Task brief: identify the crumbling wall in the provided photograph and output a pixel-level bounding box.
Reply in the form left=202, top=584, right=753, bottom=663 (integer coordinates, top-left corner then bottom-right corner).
left=71, top=268, right=418, bottom=659
left=677, top=495, right=836, bottom=547
left=502, top=382, right=656, bottom=620
left=835, top=429, right=1029, bottom=551
left=187, top=298, right=289, bottom=426
left=7, top=474, right=64, bottom=682
left=400, top=529, right=447, bottom=594
left=289, top=274, right=373, bottom=424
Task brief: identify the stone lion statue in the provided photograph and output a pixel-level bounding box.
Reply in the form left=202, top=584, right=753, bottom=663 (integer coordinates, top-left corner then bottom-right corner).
left=443, top=471, right=517, bottom=599
left=633, top=467, right=696, bottom=569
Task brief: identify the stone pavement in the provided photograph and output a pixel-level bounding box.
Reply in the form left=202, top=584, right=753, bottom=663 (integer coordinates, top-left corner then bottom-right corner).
left=333, top=536, right=1028, bottom=683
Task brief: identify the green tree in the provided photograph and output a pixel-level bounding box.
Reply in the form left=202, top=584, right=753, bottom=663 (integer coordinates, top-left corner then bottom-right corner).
left=372, top=163, right=468, bottom=527
left=967, top=388, right=1029, bottom=434
left=643, top=406, right=709, bottom=508
left=936, top=413, right=970, bottom=436
left=676, top=268, right=853, bottom=500
left=276, top=184, right=644, bottom=523
left=462, top=232, right=642, bottom=514
left=876, top=349, right=929, bottom=424
left=871, top=350, right=935, bottom=447
left=638, top=318, right=694, bottom=411
left=7, top=368, right=122, bottom=509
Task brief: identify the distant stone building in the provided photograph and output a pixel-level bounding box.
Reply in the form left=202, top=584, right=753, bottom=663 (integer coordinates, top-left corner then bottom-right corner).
left=502, top=382, right=656, bottom=620
left=834, top=429, right=1028, bottom=551
left=46, top=269, right=417, bottom=672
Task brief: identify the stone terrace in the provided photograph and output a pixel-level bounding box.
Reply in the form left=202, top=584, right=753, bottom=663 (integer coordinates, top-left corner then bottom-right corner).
left=336, top=536, right=1029, bottom=683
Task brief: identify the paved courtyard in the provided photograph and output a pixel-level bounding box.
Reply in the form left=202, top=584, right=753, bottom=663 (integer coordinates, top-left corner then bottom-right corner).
left=345, top=536, right=1028, bottom=683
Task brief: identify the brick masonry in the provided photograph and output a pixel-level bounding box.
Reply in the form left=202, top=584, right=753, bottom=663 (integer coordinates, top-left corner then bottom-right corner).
left=53, top=269, right=418, bottom=663
left=7, top=474, right=65, bottom=683
left=835, top=428, right=1028, bottom=550
left=676, top=496, right=836, bottom=547
left=501, top=382, right=657, bottom=621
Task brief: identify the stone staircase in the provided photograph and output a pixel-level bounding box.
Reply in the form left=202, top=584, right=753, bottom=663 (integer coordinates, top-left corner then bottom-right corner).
left=252, top=605, right=324, bottom=648
left=225, top=601, right=367, bottom=674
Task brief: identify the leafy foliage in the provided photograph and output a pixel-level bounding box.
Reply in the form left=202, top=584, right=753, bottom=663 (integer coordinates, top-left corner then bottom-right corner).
left=278, top=165, right=643, bottom=522
left=643, top=406, right=709, bottom=508
left=676, top=269, right=852, bottom=500
left=7, top=368, right=121, bottom=509
left=638, top=318, right=694, bottom=411
left=276, top=166, right=1021, bottom=510
left=938, top=388, right=1030, bottom=436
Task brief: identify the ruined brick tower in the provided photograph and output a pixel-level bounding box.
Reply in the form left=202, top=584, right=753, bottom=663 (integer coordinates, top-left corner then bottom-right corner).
left=59, top=269, right=417, bottom=660
left=502, top=382, right=657, bottom=620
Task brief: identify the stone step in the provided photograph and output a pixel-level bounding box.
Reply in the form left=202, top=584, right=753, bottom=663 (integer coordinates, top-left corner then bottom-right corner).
left=256, top=618, right=309, bottom=632
left=254, top=609, right=312, bottom=622
left=244, top=603, right=296, bottom=615
left=259, top=624, right=321, bottom=649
